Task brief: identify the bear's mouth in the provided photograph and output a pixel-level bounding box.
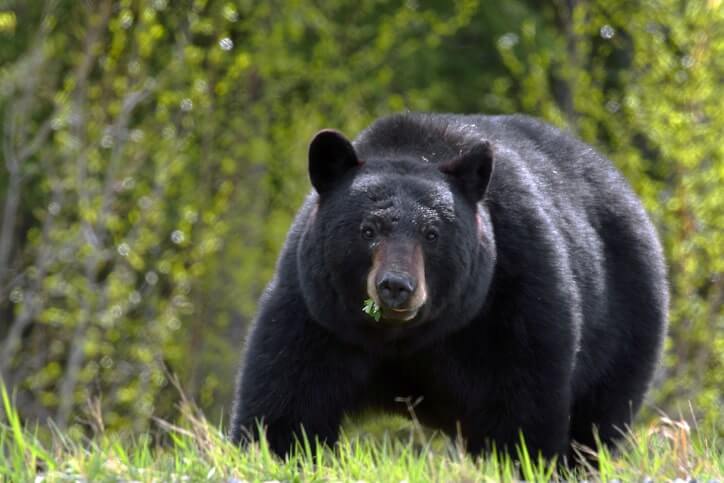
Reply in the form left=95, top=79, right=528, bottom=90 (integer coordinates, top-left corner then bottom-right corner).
left=381, top=307, right=419, bottom=322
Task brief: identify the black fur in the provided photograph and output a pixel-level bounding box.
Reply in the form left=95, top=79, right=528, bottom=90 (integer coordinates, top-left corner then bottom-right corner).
left=230, top=113, right=668, bottom=462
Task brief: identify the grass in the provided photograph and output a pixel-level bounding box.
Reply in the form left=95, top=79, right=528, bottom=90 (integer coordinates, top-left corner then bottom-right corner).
left=1, top=383, right=722, bottom=482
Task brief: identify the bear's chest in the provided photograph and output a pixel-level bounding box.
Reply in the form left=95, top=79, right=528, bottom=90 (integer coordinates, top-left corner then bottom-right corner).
left=367, top=354, right=485, bottom=429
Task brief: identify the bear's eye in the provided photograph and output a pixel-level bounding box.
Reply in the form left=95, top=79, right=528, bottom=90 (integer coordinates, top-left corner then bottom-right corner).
left=361, top=226, right=376, bottom=240
left=424, top=229, right=439, bottom=242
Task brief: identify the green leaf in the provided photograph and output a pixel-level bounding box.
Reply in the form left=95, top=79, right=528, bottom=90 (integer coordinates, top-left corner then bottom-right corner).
left=362, top=298, right=381, bottom=322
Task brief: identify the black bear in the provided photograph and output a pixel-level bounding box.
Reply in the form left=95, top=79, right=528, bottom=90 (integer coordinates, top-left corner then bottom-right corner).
left=230, top=113, right=668, bottom=462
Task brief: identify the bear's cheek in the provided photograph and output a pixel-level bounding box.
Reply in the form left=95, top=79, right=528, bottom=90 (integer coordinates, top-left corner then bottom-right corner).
left=422, top=248, right=463, bottom=303
left=327, top=249, right=374, bottom=298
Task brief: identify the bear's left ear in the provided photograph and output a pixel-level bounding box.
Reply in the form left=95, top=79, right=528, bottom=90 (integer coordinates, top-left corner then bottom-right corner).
left=308, top=129, right=361, bottom=195
left=439, top=141, right=494, bottom=202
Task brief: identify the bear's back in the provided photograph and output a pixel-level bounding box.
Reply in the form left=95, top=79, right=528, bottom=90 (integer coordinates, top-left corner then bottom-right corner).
left=354, top=112, right=626, bottom=214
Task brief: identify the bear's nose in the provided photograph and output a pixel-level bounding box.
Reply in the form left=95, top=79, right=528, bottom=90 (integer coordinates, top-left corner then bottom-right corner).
left=377, top=272, right=416, bottom=309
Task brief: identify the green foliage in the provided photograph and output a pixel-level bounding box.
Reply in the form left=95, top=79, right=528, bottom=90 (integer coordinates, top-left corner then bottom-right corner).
left=0, top=0, right=721, bottom=444
left=363, top=298, right=382, bottom=322
left=0, top=0, right=486, bottom=436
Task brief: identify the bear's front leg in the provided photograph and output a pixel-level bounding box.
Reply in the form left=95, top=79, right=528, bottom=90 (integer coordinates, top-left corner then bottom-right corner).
left=230, top=290, right=369, bottom=457
left=464, top=382, right=571, bottom=462
left=439, top=320, right=574, bottom=463
left=446, top=356, right=571, bottom=463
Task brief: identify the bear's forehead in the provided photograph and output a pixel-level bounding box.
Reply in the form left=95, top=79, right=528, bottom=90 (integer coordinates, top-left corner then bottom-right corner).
left=349, top=173, right=455, bottom=220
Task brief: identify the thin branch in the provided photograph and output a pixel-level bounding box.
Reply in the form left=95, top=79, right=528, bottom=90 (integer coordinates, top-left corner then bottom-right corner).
left=17, top=116, right=55, bottom=162
left=0, top=176, right=21, bottom=291
left=56, top=256, right=103, bottom=428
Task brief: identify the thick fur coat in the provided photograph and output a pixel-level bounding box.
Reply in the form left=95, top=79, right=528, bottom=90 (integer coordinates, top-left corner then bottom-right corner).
left=230, top=113, right=668, bottom=462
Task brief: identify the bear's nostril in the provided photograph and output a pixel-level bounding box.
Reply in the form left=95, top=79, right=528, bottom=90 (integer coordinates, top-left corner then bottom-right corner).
left=377, top=273, right=415, bottom=308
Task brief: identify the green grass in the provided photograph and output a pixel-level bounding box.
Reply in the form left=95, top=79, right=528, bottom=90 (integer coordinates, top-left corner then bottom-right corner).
left=1, top=384, right=722, bottom=482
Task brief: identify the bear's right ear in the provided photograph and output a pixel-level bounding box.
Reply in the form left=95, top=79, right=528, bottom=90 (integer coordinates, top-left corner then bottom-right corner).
left=439, top=141, right=494, bottom=203
left=308, top=129, right=361, bottom=195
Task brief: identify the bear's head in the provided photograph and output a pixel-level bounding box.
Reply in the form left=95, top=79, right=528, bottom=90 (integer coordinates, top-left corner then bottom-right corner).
left=297, top=129, right=496, bottom=354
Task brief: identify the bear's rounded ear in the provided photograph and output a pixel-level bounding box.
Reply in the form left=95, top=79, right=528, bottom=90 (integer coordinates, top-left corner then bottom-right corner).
left=308, top=129, right=361, bottom=195
left=439, top=141, right=494, bottom=202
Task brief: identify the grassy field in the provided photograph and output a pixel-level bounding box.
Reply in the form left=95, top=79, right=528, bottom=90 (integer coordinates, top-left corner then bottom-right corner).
left=1, top=385, right=721, bottom=482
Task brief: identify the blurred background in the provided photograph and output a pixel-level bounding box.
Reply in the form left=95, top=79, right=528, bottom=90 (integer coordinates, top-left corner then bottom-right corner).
left=0, top=1, right=721, bottom=440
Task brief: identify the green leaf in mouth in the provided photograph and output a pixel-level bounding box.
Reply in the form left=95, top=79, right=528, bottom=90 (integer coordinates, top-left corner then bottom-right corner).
left=362, top=298, right=382, bottom=322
